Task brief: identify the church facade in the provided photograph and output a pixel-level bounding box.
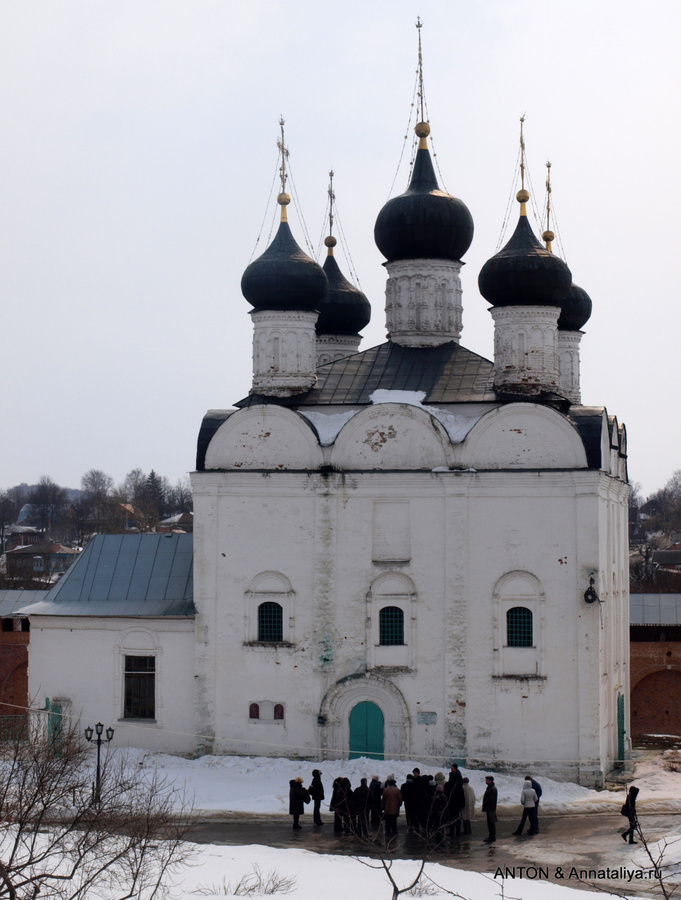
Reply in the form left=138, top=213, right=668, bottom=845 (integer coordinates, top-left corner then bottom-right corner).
left=25, top=110, right=629, bottom=788
left=190, top=118, right=630, bottom=786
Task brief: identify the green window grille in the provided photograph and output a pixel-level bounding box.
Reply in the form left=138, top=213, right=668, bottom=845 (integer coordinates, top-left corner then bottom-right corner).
left=258, top=602, right=283, bottom=642
left=379, top=606, right=404, bottom=646
left=124, top=655, right=156, bottom=719
left=507, top=607, right=533, bottom=647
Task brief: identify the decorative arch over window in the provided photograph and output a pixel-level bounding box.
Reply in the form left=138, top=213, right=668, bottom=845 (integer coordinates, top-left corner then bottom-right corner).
left=367, top=572, right=416, bottom=669
left=379, top=606, right=405, bottom=646
left=245, top=572, right=295, bottom=646
left=506, top=607, right=533, bottom=647
left=493, top=572, right=545, bottom=677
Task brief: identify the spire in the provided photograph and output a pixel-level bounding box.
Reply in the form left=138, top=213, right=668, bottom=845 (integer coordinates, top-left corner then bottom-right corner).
left=276, top=117, right=291, bottom=223
left=324, top=169, right=337, bottom=256
left=517, top=115, right=530, bottom=216
left=542, top=161, right=554, bottom=251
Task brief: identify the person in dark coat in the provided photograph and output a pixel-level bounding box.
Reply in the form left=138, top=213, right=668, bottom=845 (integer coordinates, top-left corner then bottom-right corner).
left=308, top=769, right=325, bottom=826
left=414, top=774, right=434, bottom=834
left=289, top=777, right=310, bottom=829
left=621, top=786, right=640, bottom=844
left=368, top=775, right=383, bottom=827
left=335, top=777, right=355, bottom=833
left=400, top=774, right=418, bottom=831
left=427, top=784, right=448, bottom=848
left=330, top=777, right=343, bottom=831
left=482, top=775, right=498, bottom=843
left=445, top=764, right=465, bottom=837
left=354, top=777, right=370, bottom=836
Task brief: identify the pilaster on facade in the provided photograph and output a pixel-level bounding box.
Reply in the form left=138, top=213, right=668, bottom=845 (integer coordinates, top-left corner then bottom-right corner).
left=316, top=333, right=361, bottom=367
left=250, top=309, right=318, bottom=396
left=385, top=258, right=463, bottom=347
left=557, top=330, right=583, bottom=403
left=491, top=305, right=560, bottom=395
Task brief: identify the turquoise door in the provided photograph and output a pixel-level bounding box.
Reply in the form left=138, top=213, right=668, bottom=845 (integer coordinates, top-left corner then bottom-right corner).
left=349, top=701, right=384, bottom=760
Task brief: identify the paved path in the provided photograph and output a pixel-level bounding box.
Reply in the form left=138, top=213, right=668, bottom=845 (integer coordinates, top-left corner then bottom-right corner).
left=186, top=812, right=680, bottom=897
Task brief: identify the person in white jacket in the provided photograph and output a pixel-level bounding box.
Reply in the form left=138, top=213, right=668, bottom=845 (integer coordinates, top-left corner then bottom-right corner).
left=512, top=778, right=538, bottom=836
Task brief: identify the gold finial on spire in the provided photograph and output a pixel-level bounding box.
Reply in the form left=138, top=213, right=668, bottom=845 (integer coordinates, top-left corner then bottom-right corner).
left=414, top=17, right=430, bottom=149
left=516, top=114, right=530, bottom=215
left=276, top=116, right=291, bottom=222
left=324, top=169, right=337, bottom=255
left=542, top=160, right=555, bottom=251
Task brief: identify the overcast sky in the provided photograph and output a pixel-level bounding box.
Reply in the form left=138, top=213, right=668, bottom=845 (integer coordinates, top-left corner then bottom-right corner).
left=1, top=0, right=679, bottom=498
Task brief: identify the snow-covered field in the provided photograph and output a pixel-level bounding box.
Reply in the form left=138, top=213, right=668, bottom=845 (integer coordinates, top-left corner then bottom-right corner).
left=118, top=749, right=681, bottom=899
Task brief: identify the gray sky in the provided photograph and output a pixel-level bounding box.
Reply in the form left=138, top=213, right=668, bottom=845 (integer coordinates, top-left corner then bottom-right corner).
left=1, top=0, right=679, bottom=498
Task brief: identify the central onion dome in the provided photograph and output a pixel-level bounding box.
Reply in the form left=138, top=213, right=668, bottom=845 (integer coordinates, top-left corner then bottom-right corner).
left=478, top=191, right=572, bottom=307
left=241, top=194, right=328, bottom=312
left=317, top=236, right=371, bottom=335
left=558, top=282, right=592, bottom=331
left=374, top=122, right=474, bottom=263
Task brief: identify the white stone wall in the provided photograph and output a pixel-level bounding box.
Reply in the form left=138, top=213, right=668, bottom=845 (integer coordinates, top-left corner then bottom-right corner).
left=316, top=334, right=362, bottom=367
left=192, top=400, right=630, bottom=784
left=28, top=616, right=196, bottom=755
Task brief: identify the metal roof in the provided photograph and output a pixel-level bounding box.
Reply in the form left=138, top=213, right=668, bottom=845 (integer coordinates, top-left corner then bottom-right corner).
left=630, top=594, right=681, bottom=625
left=242, top=341, right=497, bottom=407
left=21, top=533, right=195, bottom=617
left=0, top=589, right=49, bottom=617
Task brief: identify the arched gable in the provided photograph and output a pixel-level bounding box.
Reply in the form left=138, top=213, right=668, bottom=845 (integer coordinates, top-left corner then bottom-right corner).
left=204, top=405, right=323, bottom=470
left=462, top=403, right=588, bottom=469
left=331, top=403, right=451, bottom=470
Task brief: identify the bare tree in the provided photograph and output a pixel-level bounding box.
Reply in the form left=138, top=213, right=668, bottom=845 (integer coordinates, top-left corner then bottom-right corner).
left=0, top=718, right=193, bottom=900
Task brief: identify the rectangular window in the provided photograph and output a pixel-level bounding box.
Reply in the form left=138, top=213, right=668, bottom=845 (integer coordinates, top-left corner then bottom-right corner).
left=124, top=655, right=155, bottom=720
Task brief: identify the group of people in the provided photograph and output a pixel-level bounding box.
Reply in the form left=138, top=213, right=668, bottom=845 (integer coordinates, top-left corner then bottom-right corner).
left=288, top=765, right=542, bottom=844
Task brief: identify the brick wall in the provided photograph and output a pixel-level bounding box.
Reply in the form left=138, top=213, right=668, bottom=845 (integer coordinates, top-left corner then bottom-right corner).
left=631, top=642, right=681, bottom=738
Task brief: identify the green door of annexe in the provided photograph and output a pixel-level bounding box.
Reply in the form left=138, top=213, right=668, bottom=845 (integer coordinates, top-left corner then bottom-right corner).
left=349, top=701, right=384, bottom=760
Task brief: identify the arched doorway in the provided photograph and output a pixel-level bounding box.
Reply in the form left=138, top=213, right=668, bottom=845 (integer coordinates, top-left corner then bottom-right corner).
left=349, top=701, right=384, bottom=760
left=631, top=670, right=681, bottom=739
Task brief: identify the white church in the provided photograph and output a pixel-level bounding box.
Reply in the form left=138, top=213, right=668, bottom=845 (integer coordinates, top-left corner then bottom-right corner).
left=25, top=96, right=630, bottom=787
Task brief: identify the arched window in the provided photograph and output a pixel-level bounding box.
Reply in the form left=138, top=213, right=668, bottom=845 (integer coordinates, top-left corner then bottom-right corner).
left=274, top=703, right=284, bottom=720
left=507, top=607, right=533, bottom=648
left=379, top=606, right=405, bottom=646
left=258, top=602, right=283, bottom=642
left=249, top=703, right=260, bottom=719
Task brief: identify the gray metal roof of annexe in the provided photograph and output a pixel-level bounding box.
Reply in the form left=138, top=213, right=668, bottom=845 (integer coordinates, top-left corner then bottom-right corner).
left=20, top=533, right=195, bottom=617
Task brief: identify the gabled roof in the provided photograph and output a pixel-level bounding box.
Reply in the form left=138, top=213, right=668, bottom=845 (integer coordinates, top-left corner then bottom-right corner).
left=238, top=341, right=497, bottom=408
left=21, top=533, right=194, bottom=617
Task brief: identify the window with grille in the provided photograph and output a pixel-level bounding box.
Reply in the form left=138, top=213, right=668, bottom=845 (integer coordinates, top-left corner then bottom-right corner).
left=249, top=703, right=260, bottom=719
left=124, top=655, right=155, bottom=719
left=274, top=704, right=284, bottom=720
left=258, top=602, right=283, bottom=642
left=506, top=607, right=533, bottom=647
left=379, top=606, right=405, bottom=646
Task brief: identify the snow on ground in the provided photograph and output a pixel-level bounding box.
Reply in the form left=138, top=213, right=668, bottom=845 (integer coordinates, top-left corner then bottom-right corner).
left=127, top=749, right=681, bottom=817
left=171, top=843, right=621, bottom=900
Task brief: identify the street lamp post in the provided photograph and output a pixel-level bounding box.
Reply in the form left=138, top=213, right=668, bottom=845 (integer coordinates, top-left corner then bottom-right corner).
left=84, top=722, right=114, bottom=805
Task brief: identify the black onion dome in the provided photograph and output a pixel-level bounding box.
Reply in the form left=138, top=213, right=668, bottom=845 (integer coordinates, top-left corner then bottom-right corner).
left=241, top=220, right=328, bottom=312
left=478, top=214, right=572, bottom=307
left=317, top=253, right=371, bottom=335
left=558, top=282, right=592, bottom=331
left=374, top=143, right=474, bottom=263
